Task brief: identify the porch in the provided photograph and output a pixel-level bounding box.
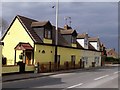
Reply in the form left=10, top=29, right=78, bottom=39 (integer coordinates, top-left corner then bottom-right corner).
left=14, top=42, right=34, bottom=65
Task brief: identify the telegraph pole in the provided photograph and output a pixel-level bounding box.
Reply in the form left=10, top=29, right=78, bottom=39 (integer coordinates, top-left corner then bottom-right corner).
left=55, top=0, right=58, bottom=46
left=55, top=0, right=59, bottom=68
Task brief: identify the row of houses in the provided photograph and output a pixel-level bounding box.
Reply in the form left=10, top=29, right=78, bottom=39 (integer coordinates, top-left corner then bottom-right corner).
left=1, top=15, right=107, bottom=73
left=106, top=48, right=118, bottom=59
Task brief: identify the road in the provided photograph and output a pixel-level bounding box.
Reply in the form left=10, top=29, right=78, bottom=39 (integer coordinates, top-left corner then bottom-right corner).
left=2, top=66, right=120, bottom=90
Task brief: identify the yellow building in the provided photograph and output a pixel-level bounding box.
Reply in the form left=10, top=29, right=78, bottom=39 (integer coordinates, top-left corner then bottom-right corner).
left=1, top=15, right=102, bottom=72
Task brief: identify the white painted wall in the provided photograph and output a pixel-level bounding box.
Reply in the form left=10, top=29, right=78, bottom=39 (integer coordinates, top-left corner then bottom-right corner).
left=77, top=39, right=84, bottom=48
left=90, top=42, right=97, bottom=50
left=90, top=42, right=100, bottom=51
left=77, top=38, right=88, bottom=49
left=80, top=50, right=101, bottom=68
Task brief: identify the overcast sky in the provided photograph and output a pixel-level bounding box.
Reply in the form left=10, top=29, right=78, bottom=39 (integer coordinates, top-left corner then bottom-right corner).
left=1, top=2, right=118, bottom=51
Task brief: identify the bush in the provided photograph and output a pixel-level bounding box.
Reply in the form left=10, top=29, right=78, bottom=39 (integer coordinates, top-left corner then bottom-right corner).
left=105, top=57, right=119, bottom=63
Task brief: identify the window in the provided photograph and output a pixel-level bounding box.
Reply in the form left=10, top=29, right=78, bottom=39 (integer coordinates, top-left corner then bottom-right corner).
left=71, top=36, right=76, bottom=44
left=86, top=57, right=88, bottom=64
left=97, top=43, right=99, bottom=48
left=33, top=27, right=44, bottom=40
left=71, top=55, right=76, bottom=62
left=45, top=29, right=51, bottom=39
left=94, top=57, right=99, bottom=64
left=84, top=38, right=88, bottom=45
left=48, top=31, right=51, bottom=39
left=85, top=57, right=88, bottom=65
left=82, top=57, right=88, bottom=65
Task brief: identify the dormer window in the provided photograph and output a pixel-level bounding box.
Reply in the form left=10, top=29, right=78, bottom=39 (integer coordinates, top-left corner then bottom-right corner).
left=33, top=27, right=44, bottom=40
left=31, top=21, right=52, bottom=40
left=88, top=37, right=100, bottom=51
left=44, top=29, right=51, bottom=39
left=71, top=36, right=76, bottom=44
left=60, top=29, right=77, bottom=45
left=97, top=43, right=99, bottom=48
left=77, top=33, right=88, bottom=49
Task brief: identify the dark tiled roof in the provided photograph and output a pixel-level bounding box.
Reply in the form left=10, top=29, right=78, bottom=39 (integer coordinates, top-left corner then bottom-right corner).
left=52, top=26, right=70, bottom=46
left=60, top=29, right=74, bottom=35
left=17, top=15, right=43, bottom=43
left=77, top=33, right=87, bottom=39
left=1, top=15, right=100, bottom=51
left=31, top=21, right=51, bottom=27
left=17, top=15, right=71, bottom=46
left=17, top=15, right=72, bottom=47
left=88, top=37, right=98, bottom=42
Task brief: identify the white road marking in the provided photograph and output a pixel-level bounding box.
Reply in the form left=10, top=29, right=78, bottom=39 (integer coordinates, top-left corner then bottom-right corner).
left=94, top=75, right=109, bottom=81
left=111, top=77, right=117, bottom=80
left=50, top=73, right=74, bottom=77
left=114, top=71, right=120, bottom=74
left=67, top=83, right=83, bottom=88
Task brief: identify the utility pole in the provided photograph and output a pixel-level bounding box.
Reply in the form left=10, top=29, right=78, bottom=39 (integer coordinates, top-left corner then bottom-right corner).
left=55, top=0, right=59, bottom=69
left=55, top=0, right=58, bottom=46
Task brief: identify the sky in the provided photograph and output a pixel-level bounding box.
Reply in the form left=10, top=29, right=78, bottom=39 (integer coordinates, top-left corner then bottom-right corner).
left=1, top=1, right=118, bottom=51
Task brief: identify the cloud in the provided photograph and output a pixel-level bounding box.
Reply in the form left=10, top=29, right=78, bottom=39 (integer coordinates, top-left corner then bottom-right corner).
left=1, top=0, right=120, bottom=2
left=1, top=2, right=118, bottom=50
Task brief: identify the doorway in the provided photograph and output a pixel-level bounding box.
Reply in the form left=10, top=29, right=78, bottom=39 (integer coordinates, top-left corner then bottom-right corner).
left=26, top=52, right=32, bottom=65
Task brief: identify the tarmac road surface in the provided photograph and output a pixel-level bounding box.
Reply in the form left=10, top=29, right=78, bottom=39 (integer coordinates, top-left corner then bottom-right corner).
left=2, top=66, right=120, bottom=89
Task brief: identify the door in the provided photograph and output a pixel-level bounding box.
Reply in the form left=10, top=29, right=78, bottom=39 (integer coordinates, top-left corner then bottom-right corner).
left=80, top=58, right=85, bottom=69
left=26, top=52, right=32, bottom=65
left=82, top=61, right=85, bottom=68
left=80, top=59, right=82, bottom=68
left=57, top=55, right=60, bottom=70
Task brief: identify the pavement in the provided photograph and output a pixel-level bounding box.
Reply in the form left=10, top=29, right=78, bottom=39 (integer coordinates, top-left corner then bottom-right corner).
left=2, top=67, right=99, bottom=82
left=2, top=65, right=119, bottom=82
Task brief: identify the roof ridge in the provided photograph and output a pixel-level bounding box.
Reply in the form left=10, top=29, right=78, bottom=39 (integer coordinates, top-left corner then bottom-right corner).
left=17, top=15, right=37, bottom=22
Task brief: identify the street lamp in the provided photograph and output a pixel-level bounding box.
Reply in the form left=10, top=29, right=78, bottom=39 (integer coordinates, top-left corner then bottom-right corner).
left=54, top=0, right=59, bottom=66
left=55, top=0, right=59, bottom=46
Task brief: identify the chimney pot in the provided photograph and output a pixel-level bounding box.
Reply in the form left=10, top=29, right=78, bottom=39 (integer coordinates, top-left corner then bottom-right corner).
left=64, top=24, right=72, bottom=30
